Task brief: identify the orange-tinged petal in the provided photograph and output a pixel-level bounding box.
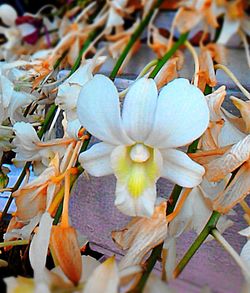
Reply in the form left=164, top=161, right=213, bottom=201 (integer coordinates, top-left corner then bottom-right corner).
left=205, top=135, right=250, bottom=181
left=231, top=96, right=250, bottom=133
left=214, top=161, right=250, bottom=213
left=112, top=202, right=168, bottom=270
left=50, top=226, right=82, bottom=285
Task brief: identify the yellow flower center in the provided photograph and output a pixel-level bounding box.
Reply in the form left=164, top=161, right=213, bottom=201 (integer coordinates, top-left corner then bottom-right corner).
left=115, top=144, right=159, bottom=198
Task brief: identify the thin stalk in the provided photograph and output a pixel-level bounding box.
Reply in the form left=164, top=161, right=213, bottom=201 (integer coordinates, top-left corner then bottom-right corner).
left=174, top=211, right=221, bottom=278
left=0, top=239, right=29, bottom=248
left=214, top=64, right=250, bottom=99
left=109, top=0, right=165, bottom=80
left=211, top=228, right=250, bottom=279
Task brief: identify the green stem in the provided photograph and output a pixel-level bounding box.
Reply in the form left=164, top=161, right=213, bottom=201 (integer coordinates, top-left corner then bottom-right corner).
left=69, top=29, right=101, bottom=75
left=149, top=32, right=189, bottom=79
left=0, top=239, right=29, bottom=248
left=109, top=0, right=165, bottom=80
left=174, top=211, right=220, bottom=278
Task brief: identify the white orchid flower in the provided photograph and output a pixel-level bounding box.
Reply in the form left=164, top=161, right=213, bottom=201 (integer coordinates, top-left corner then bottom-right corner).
left=77, top=75, right=209, bottom=217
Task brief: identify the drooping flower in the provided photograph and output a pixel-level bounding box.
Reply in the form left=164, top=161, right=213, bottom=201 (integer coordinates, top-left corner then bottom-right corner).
left=77, top=75, right=209, bottom=217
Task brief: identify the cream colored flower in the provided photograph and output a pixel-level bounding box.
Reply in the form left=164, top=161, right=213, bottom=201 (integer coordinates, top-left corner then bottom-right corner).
left=78, top=75, right=209, bottom=217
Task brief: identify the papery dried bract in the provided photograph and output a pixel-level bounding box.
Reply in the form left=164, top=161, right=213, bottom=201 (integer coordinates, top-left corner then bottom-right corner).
left=112, top=202, right=168, bottom=270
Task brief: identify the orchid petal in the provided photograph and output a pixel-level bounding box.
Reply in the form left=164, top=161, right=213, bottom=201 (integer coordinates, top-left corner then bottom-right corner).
left=217, top=16, right=240, bottom=45
left=122, top=77, right=158, bottom=142
left=206, top=135, right=250, bottom=182
left=112, top=202, right=168, bottom=270
left=83, top=257, right=119, bottom=293
left=29, top=212, right=53, bottom=282
left=239, top=227, right=250, bottom=270
left=77, top=74, right=133, bottom=145
left=79, top=142, right=114, bottom=177
left=0, top=4, right=17, bottom=26
left=144, top=274, right=176, bottom=293
left=114, top=180, right=157, bottom=217
left=160, top=149, right=205, bottom=187
left=145, top=78, right=209, bottom=149
left=1, top=75, right=13, bottom=108
left=214, top=162, right=250, bottom=213
left=163, top=238, right=176, bottom=281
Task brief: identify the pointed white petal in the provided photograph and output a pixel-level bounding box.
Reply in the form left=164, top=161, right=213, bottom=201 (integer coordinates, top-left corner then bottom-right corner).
left=217, top=17, right=240, bottom=44
left=160, top=149, right=205, bottom=187
left=66, top=119, right=81, bottom=139
left=29, top=212, right=53, bottom=281
left=1, top=75, right=13, bottom=108
left=145, top=78, right=209, bottom=149
left=83, top=257, right=119, bottom=293
left=79, top=142, right=114, bottom=176
left=122, top=78, right=158, bottom=142
left=77, top=74, right=133, bottom=145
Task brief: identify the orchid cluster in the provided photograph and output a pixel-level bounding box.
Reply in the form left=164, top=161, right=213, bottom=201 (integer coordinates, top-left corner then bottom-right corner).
left=0, top=0, right=249, bottom=293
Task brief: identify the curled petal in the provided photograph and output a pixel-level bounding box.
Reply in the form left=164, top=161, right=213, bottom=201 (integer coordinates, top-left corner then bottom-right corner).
left=79, top=142, right=114, bottom=177
left=122, top=78, right=158, bottom=142
left=112, top=202, right=168, bottom=270
left=214, top=162, right=250, bottom=213
left=77, top=74, right=133, bottom=145
left=145, top=78, right=209, bottom=149
left=160, top=149, right=205, bottom=188
left=206, top=135, right=250, bottom=182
